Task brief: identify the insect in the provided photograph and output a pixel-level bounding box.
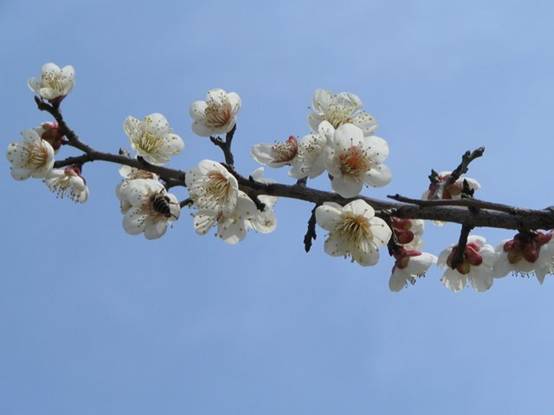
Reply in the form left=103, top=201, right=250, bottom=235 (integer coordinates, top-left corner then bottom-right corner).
left=151, top=189, right=178, bottom=219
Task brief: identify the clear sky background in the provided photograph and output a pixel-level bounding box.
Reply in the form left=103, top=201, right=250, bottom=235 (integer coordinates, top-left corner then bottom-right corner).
left=2, top=0, right=554, bottom=414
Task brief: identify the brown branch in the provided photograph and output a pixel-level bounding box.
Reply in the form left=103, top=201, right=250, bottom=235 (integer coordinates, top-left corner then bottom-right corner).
left=387, top=194, right=520, bottom=216
left=209, top=124, right=236, bottom=166
left=450, top=224, right=474, bottom=269
left=180, top=198, right=193, bottom=208
left=36, top=99, right=554, bottom=233
left=446, top=147, right=485, bottom=185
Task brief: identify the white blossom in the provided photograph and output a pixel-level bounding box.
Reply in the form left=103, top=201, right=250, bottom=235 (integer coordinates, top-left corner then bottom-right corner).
left=325, top=123, right=391, bottom=197
left=116, top=165, right=159, bottom=212
left=315, top=199, right=392, bottom=266
left=117, top=178, right=180, bottom=239
left=308, top=89, right=377, bottom=136
left=185, top=160, right=239, bottom=214
left=28, top=62, right=75, bottom=102
left=6, top=129, right=55, bottom=180
left=251, top=126, right=329, bottom=179
left=389, top=251, right=437, bottom=292
left=189, top=88, right=241, bottom=137
left=193, top=191, right=257, bottom=244
left=438, top=235, right=497, bottom=292
left=251, top=135, right=299, bottom=168
left=44, top=166, right=89, bottom=203
left=493, top=231, right=554, bottom=284
left=123, top=113, right=184, bottom=165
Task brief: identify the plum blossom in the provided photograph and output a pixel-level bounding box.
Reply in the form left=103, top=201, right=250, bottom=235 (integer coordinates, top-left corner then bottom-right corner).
left=493, top=231, right=554, bottom=284
left=389, top=249, right=437, bottom=292
left=28, top=62, right=75, bottom=102
left=251, top=136, right=299, bottom=168
left=193, top=191, right=257, bottom=244
left=185, top=160, right=239, bottom=214
left=308, top=89, right=377, bottom=136
left=438, top=235, right=497, bottom=292
left=117, top=178, right=180, bottom=239
left=116, top=165, right=159, bottom=212
left=315, top=199, right=392, bottom=266
left=6, top=129, right=55, bottom=180
left=123, top=113, right=184, bottom=165
left=44, top=166, right=89, bottom=203
left=423, top=171, right=480, bottom=200
left=189, top=89, right=241, bottom=136
left=325, top=123, right=391, bottom=197
left=251, top=124, right=329, bottom=179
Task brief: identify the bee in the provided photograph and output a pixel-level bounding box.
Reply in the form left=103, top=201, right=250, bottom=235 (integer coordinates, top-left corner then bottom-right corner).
left=151, top=189, right=178, bottom=219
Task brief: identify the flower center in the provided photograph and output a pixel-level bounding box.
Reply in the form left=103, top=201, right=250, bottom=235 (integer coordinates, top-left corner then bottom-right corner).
left=336, top=213, right=372, bottom=245
left=206, top=171, right=232, bottom=202
left=446, top=242, right=483, bottom=274
left=42, top=72, right=65, bottom=92
left=338, top=146, right=371, bottom=178
left=503, top=231, right=553, bottom=264
left=325, top=105, right=352, bottom=128
left=24, top=142, right=49, bottom=169
left=205, top=102, right=232, bottom=129
left=135, top=131, right=163, bottom=154
left=272, top=136, right=298, bottom=163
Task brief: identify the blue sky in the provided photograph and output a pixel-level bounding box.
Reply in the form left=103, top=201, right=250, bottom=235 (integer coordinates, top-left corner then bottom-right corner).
left=2, top=0, right=554, bottom=413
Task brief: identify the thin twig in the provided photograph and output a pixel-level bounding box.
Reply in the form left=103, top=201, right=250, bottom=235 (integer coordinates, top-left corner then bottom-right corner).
left=446, top=147, right=485, bottom=185
left=180, top=198, right=193, bottom=208
left=450, top=224, right=473, bottom=269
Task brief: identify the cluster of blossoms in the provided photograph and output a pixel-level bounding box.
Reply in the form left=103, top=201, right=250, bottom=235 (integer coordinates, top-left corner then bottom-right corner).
left=185, top=160, right=277, bottom=244
left=8, top=63, right=554, bottom=292
left=251, top=90, right=391, bottom=197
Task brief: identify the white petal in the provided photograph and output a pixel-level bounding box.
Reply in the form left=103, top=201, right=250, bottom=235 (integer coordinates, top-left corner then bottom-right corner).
left=369, top=217, right=392, bottom=246
left=324, top=234, right=349, bottom=257
left=192, top=120, right=216, bottom=137
left=189, top=100, right=207, bottom=120
left=194, top=213, right=217, bottom=235
left=226, top=92, right=241, bottom=114
left=123, top=207, right=147, bottom=234
left=144, top=219, right=168, bottom=240
left=364, top=135, right=389, bottom=163
left=351, top=241, right=379, bottom=266
left=10, top=167, right=32, bottom=180
left=364, top=164, right=392, bottom=187
left=315, top=204, right=343, bottom=231
left=144, top=113, right=170, bottom=136
left=331, top=175, right=364, bottom=198
left=344, top=199, right=375, bottom=217
left=389, top=269, right=409, bottom=292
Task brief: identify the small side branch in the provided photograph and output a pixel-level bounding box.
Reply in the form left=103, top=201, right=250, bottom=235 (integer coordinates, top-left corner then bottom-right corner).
left=446, top=147, right=485, bottom=185
left=450, top=224, right=473, bottom=269
left=210, top=124, right=237, bottom=166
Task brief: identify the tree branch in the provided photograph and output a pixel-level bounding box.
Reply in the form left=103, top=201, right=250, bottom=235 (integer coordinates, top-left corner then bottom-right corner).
left=36, top=100, right=554, bottom=232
